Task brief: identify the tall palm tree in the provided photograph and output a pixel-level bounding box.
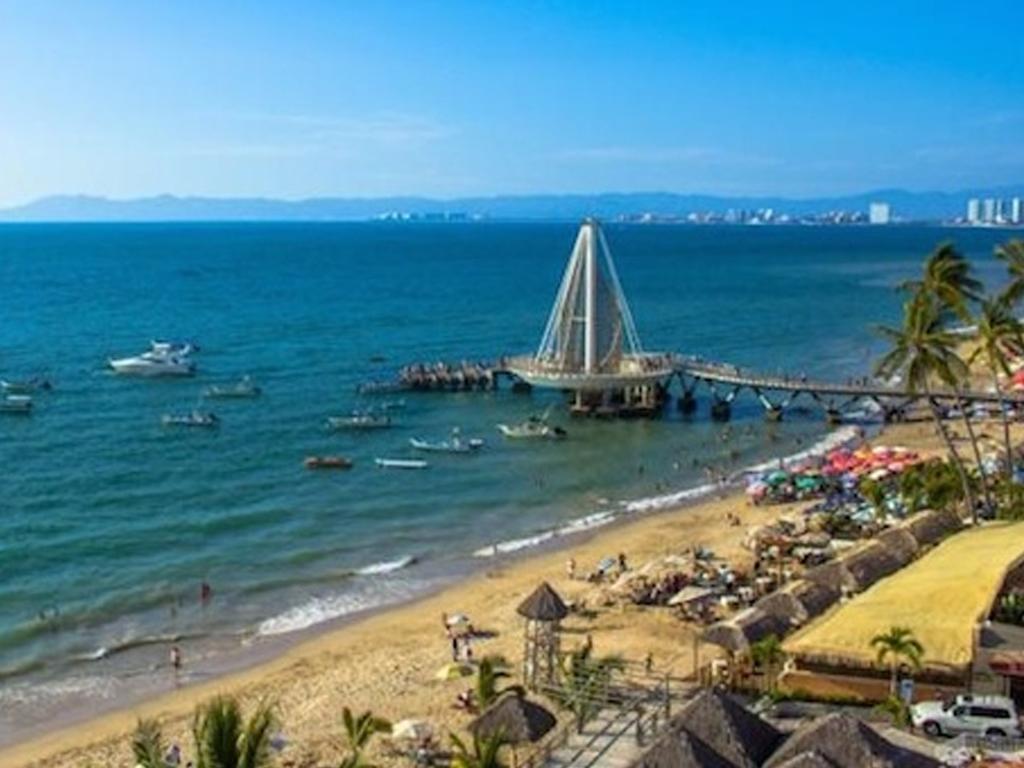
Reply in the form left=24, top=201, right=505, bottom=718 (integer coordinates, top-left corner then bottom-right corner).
left=748, top=634, right=785, bottom=693
left=876, top=292, right=977, bottom=520
left=132, top=719, right=171, bottom=768
left=870, top=626, right=924, bottom=695
left=339, top=707, right=391, bottom=768
left=996, top=239, right=1024, bottom=307
left=970, top=296, right=1024, bottom=478
left=549, top=644, right=625, bottom=733
left=192, top=696, right=277, bottom=768
left=449, top=731, right=508, bottom=768
left=901, top=242, right=983, bottom=323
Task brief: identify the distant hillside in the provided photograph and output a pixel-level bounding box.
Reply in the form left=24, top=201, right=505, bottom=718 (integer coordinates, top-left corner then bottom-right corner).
left=2, top=187, right=1023, bottom=222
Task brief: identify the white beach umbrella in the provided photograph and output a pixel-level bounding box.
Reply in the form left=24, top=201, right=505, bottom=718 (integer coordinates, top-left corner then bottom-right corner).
left=392, top=718, right=434, bottom=741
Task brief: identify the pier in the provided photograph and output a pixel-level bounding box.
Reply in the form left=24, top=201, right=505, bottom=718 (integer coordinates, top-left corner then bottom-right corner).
left=359, top=217, right=1020, bottom=423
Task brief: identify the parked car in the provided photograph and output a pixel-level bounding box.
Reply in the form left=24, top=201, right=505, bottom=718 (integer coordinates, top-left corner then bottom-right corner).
left=911, top=694, right=1022, bottom=738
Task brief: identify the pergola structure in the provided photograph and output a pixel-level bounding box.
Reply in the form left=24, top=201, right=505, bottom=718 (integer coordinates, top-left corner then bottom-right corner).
left=504, top=218, right=673, bottom=415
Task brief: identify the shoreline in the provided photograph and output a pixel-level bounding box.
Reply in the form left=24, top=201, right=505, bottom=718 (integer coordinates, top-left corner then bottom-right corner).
left=0, top=422, right=879, bottom=768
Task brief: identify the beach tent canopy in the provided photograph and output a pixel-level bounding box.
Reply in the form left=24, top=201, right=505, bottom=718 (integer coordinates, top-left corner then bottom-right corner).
left=516, top=582, right=568, bottom=621
left=763, top=712, right=939, bottom=768
left=632, top=727, right=736, bottom=768
left=469, top=694, right=556, bottom=744
left=669, top=690, right=782, bottom=768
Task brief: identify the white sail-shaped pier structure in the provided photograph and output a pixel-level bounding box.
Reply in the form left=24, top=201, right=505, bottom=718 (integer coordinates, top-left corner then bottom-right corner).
left=505, top=219, right=674, bottom=411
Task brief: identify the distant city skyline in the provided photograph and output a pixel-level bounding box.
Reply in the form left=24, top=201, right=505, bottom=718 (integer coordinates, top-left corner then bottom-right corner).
left=2, top=1, right=1023, bottom=207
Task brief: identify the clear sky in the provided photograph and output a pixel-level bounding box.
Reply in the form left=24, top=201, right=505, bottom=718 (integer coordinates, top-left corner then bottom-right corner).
left=1, top=1, right=1022, bottom=206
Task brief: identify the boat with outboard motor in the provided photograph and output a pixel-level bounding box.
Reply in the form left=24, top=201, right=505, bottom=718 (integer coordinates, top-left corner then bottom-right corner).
left=0, top=395, right=32, bottom=414
left=409, top=428, right=484, bottom=454
left=161, top=411, right=219, bottom=428
left=305, top=455, right=353, bottom=470
left=203, top=376, right=262, bottom=399
left=1, top=377, right=52, bottom=394
left=496, top=413, right=567, bottom=440
left=326, top=412, right=391, bottom=430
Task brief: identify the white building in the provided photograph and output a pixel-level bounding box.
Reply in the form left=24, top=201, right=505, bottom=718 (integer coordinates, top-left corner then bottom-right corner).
left=983, top=198, right=997, bottom=223
left=869, top=202, right=891, bottom=225
left=967, top=198, right=981, bottom=224
left=1012, top=198, right=1023, bottom=225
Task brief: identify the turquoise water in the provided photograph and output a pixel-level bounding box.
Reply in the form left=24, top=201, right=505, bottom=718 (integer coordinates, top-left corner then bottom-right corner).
left=0, top=222, right=1012, bottom=737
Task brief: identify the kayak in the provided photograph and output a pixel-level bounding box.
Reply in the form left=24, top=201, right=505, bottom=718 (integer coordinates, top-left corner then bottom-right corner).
left=375, top=458, right=429, bottom=470
left=305, top=456, right=353, bottom=470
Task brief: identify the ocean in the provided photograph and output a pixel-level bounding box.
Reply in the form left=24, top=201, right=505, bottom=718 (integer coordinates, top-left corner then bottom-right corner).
left=0, top=221, right=1013, bottom=741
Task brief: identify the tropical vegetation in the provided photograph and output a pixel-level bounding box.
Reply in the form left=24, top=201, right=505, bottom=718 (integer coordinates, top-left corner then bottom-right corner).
left=549, top=644, right=625, bottom=733
left=869, top=626, right=924, bottom=695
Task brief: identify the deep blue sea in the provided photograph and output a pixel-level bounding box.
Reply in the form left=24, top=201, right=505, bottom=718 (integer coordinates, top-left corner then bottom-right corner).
left=0, top=222, right=1013, bottom=739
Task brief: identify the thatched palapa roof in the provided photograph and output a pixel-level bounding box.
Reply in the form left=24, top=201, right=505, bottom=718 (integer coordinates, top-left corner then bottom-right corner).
left=631, top=728, right=736, bottom=768
left=516, top=582, right=568, bottom=621
left=905, top=508, right=962, bottom=548
left=841, top=542, right=902, bottom=591
left=876, top=527, right=919, bottom=566
left=770, top=752, right=837, bottom=768
left=669, top=690, right=782, bottom=768
left=763, top=712, right=939, bottom=768
left=786, top=579, right=840, bottom=620
left=803, top=561, right=856, bottom=594
left=756, top=590, right=807, bottom=627
left=702, top=606, right=792, bottom=654
left=468, top=694, right=556, bottom=744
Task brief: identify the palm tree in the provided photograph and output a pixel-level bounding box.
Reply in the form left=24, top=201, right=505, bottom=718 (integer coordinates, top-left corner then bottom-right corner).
left=474, top=656, right=518, bottom=710
left=549, top=644, right=625, bottom=733
left=901, top=242, right=983, bottom=323
left=970, top=296, right=1024, bottom=478
left=876, top=292, right=977, bottom=520
left=339, top=707, right=391, bottom=768
left=192, top=696, right=277, bottom=768
left=870, top=626, right=924, bottom=695
left=748, top=634, right=785, bottom=693
left=132, top=719, right=171, bottom=768
left=996, top=239, right=1024, bottom=307
left=449, top=731, right=508, bottom=768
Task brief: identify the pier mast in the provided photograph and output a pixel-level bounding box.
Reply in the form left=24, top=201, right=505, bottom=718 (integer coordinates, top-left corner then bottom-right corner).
left=505, top=218, right=673, bottom=415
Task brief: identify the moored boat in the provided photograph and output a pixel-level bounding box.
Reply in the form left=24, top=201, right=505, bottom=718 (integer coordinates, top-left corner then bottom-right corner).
left=203, top=376, right=262, bottom=399
left=1, top=377, right=52, bottom=394
left=326, top=412, right=391, bottom=430
left=161, top=411, right=219, bottom=428
left=0, top=395, right=32, bottom=414
left=409, top=429, right=484, bottom=454
left=496, top=416, right=567, bottom=440
left=375, top=457, right=429, bottom=470
left=110, top=342, right=196, bottom=377
left=305, top=455, right=353, bottom=470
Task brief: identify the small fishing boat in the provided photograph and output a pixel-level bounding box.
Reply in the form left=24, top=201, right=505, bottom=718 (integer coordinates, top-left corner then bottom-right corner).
left=161, top=411, right=219, bottom=428
left=380, top=399, right=406, bottom=411
left=326, top=412, right=391, bottom=430
left=357, top=381, right=405, bottom=395
left=203, top=376, right=262, bottom=399
left=496, top=417, right=567, bottom=440
left=305, top=456, right=353, bottom=470
left=0, top=395, right=32, bottom=414
left=375, top=458, right=429, bottom=470
left=409, top=429, right=484, bottom=454
left=1, top=377, right=52, bottom=394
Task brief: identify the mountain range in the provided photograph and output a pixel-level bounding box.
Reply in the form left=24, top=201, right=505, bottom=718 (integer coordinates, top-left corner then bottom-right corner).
left=2, top=187, right=1023, bottom=222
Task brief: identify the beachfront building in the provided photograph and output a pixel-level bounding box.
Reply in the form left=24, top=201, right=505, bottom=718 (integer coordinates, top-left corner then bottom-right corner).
left=967, top=198, right=981, bottom=224
left=503, top=218, right=675, bottom=416
left=778, top=521, right=1024, bottom=703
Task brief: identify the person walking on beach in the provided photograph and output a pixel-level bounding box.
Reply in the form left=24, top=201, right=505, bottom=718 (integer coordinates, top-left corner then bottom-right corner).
left=566, top=557, right=576, bottom=580
left=170, top=644, right=182, bottom=674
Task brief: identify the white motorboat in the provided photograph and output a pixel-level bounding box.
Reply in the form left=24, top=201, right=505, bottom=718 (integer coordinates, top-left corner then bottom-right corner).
left=151, top=339, right=199, bottom=355
left=110, top=353, right=195, bottom=377
left=375, top=458, right=429, bottom=470
left=409, top=428, right=484, bottom=454
left=0, top=395, right=32, bottom=414
left=1, top=377, right=52, bottom=394
left=326, top=412, right=391, bottom=430
left=496, top=417, right=567, bottom=440
left=162, top=411, right=219, bottom=428
left=203, top=376, right=262, bottom=399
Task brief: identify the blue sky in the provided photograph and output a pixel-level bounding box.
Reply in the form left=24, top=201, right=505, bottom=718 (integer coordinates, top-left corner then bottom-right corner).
left=1, top=1, right=1022, bottom=205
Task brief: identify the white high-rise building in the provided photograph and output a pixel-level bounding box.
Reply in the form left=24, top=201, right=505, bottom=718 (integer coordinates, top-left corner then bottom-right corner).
left=983, top=198, right=997, bottom=223
left=1012, top=197, right=1023, bottom=225
left=869, top=202, right=891, bottom=225
left=967, top=198, right=981, bottom=224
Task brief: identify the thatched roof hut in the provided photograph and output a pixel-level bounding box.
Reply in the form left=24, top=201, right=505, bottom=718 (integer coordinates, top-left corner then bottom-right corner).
left=769, top=752, right=836, bottom=768
left=756, top=590, right=807, bottom=627
left=763, top=712, right=939, bottom=768
left=469, top=694, right=556, bottom=744
left=786, top=579, right=840, bottom=620
left=670, top=690, right=782, bottom=768
left=876, top=527, right=919, bottom=566
left=841, top=542, right=902, bottom=592
left=906, top=508, right=962, bottom=548
left=516, top=582, right=568, bottom=621
left=632, top=728, right=735, bottom=768
left=702, top=607, right=792, bottom=654
left=803, top=561, right=856, bottom=594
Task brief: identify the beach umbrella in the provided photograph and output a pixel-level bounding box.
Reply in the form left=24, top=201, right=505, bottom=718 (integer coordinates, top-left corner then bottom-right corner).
left=392, top=719, right=435, bottom=741
left=746, top=481, right=768, bottom=496
left=435, top=662, right=473, bottom=681
left=446, top=613, right=471, bottom=627
left=869, top=468, right=889, bottom=481
left=767, top=470, right=789, bottom=485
